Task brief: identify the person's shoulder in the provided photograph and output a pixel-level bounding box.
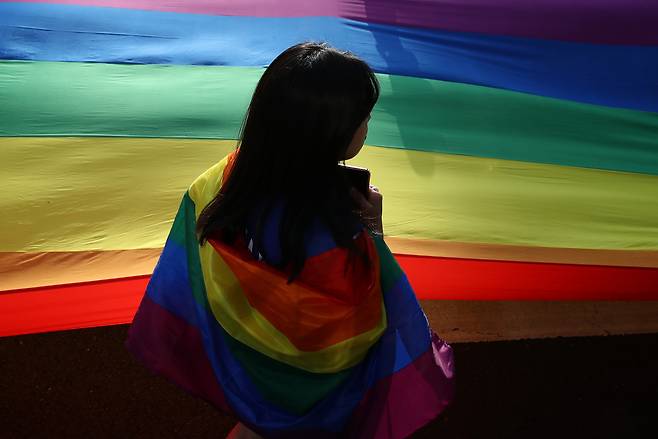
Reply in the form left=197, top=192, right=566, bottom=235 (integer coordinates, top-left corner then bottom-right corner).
left=297, top=228, right=377, bottom=303
left=303, top=216, right=363, bottom=256
left=188, top=151, right=236, bottom=208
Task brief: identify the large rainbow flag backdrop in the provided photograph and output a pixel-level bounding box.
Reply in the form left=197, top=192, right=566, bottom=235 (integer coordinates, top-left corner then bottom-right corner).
left=1, top=0, right=658, bottom=336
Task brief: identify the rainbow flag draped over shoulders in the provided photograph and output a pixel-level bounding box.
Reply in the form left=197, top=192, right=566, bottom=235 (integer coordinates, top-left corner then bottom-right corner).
left=126, top=152, right=455, bottom=438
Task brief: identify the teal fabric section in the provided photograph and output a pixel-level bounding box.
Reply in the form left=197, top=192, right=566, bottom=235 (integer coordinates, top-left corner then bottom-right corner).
left=225, top=334, right=353, bottom=416
left=371, top=234, right=404, bottom=295
left=370, top=74, right=658, bottom=176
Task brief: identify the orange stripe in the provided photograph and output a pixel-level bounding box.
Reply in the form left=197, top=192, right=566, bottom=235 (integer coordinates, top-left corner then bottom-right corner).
left=0, top=249, right=160, bottom=291
left=386, top=237, right=658, bottom=268
left=209, top=234, right=383, bottom=351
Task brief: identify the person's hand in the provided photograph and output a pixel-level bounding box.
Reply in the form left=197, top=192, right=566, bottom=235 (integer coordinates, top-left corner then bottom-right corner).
left=350, top=185, right=383, bottom=236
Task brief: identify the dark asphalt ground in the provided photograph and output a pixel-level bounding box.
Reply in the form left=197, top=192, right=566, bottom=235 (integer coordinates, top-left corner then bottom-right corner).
left=1, top=326, right=656, bottom=438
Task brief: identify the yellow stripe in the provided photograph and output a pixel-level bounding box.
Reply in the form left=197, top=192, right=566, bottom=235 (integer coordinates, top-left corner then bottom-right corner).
left=188, top=155, right=386, bottom=373
left=348, top=146, right=658, bottom=250
left=2, top=137, right=657, bottom=254
left=1, top=137, right=236, bottom=252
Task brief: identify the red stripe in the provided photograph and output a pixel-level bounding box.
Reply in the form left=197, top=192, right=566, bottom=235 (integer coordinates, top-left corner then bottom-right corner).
left=2, top=257, right=657, bottom=337
left=0, top=276, right=149, bottom=337
left=397, top=255, right=658, bottom=300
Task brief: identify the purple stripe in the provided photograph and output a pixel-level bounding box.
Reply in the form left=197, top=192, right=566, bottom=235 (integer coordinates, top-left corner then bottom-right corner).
left=344, top=333, right=455, bottom=439
left=125, top=294, right=234, bottom=415
left=3, top=0, right=658, bottom=45
left=346, top=0, right=658, bottom=46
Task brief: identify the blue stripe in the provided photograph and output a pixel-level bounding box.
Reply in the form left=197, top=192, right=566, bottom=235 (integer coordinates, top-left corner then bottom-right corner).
left=1, top=2, right=657, bottom=112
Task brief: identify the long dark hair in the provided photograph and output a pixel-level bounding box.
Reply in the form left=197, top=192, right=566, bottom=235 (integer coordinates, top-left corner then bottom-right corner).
left=196, top=42, right=380, bottom=281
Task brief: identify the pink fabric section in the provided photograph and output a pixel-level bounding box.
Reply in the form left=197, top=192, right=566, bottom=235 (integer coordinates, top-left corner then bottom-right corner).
left=2, top=0, right=339, bottom=16
left=345, top=333, right=455, bottom=438
left=4, top=0, right=658, bottom=44
left=125, top=295, right=234, bottom=415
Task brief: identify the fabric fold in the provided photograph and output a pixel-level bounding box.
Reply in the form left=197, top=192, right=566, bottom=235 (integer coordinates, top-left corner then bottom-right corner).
left=126, top=153, right=454, bottom=437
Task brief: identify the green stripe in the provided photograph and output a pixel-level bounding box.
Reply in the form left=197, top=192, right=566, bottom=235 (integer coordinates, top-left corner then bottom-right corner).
left=226, top=334, right=352, bottom=415
left=372, top=233, right=404, bottom=294
left=0, top=61, right=251, bottom=139
left=373, top=74, right=658, bottom=176
left=1, top=61, right=657, bottom=175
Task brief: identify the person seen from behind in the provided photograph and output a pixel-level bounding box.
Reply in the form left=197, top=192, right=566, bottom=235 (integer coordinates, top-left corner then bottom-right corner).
left=126, top=42, right=454, bottom=439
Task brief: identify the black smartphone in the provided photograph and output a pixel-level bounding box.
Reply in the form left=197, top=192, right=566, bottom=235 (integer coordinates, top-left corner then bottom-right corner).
left=339, top=164, right=371, bottom=197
